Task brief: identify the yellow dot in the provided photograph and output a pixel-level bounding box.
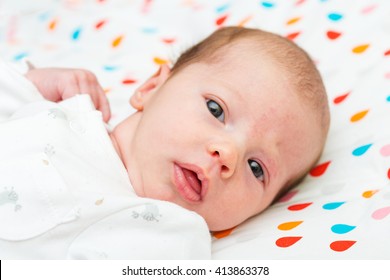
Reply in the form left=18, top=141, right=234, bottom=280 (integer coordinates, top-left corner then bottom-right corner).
left=48, top=19, right=57, bottom=30
left=362, top=190, right=378, bottom=198
left=278, top=221, right=303, bottom=231
left=350, top=109, right=369, bottom=122
left=153, top=57, right=168, bottom=65
left=352, top=44, right=370, bottom=54
left=286, top=17, right=301, bottom=25
left=112, top=35, right=123, bottom=48
left=238, top=15, right=253, bottom=27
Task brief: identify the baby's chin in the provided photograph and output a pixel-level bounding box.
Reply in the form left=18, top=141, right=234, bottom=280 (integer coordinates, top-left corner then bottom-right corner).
left=201, top=215, right=242, bottom=232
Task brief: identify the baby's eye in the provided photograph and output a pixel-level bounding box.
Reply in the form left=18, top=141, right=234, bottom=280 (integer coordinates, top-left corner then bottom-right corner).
left=206, top=99, right=225, bottom=122
left=248, top=159, right=264, bottom=181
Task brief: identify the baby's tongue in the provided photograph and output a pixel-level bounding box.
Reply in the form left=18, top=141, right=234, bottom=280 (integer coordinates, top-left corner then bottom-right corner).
left=182, top=168, right=201, bottom=194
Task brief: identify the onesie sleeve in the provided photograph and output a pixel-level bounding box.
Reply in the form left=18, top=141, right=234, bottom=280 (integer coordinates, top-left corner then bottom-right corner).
left=0, top=59, right=44, bottom=122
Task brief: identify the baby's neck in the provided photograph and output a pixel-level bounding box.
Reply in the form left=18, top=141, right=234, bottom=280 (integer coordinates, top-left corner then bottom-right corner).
left=108, top=111, right=141, bottom=168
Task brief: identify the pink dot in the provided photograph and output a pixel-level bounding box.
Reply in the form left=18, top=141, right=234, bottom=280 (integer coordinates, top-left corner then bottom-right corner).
left=380, top=144, right=390, bottom=157
left=361, top=4, right=377, bottom=14
left=372, top=206, right=390, bottom=220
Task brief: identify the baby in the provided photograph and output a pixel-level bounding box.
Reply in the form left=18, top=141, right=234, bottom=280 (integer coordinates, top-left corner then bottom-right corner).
left=0, top=27, right=329, bottom=258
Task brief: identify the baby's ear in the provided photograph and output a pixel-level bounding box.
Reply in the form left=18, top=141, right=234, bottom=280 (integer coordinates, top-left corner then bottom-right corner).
left=130, top=64, right=171, bottom=111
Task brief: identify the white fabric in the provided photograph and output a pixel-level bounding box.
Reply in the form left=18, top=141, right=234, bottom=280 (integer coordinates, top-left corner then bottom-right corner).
left=0, top=62, right=211, bottom=259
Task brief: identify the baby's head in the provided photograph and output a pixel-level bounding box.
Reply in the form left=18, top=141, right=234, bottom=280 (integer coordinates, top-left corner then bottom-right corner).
left=111, top=27, right=330, bottom=231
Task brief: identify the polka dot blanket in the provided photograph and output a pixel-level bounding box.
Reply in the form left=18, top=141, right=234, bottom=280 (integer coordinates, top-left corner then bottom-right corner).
left=1, top=0, right=389, bottom=259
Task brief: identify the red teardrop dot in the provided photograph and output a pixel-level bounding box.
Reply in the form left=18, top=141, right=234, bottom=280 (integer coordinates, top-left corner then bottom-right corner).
left=286, top=31, right=300, bottom=40
left=333, top=92, right=350, bottom=104
left=384, top=49, right=390, bottom=56
left=95, top=19, right=107, bottom=29
left=310, top=161, right=331, bottom=177
left=388, top=168, right=390, bottom=179
left=216, top=14, right=228, bottom=26
left=276, top=236, right=302, bottom=248
left=327, top=30, right=341, bottom=40
left=288, top=202, right=312, bottom=211
left=330, top=240, right=356, bottom=252
left=122, top=79, right=137, bottom=85
left=162, top=38, right=176, bottom=44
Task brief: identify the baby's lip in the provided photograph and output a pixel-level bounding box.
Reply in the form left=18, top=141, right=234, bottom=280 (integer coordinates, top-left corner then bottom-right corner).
left=173, top=162, right=209, bottom=203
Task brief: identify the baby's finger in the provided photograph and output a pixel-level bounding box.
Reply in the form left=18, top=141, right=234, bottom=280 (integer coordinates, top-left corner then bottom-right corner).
left=96, top=87, right=111, bottom=122
left=78, top=78, right=111, bottom=122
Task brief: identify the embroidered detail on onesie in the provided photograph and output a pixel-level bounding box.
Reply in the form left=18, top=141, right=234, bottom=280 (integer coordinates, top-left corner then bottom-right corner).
left=44, top=144, right=55, bottom=156
left=48, top=108, right=67, bottom=120
left=132, top=203, right=161, bottom=222
left=0, top=187, right=22, bottom=212
left=95, top=198, right=104, bottom=206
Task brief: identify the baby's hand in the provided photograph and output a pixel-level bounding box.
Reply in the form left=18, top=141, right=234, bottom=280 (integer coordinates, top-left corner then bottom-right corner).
left=25, top=68, right=111, bottom=122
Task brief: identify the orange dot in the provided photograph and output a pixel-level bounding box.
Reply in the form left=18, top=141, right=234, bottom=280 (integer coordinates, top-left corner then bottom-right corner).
left=112, top=35, right=123, bottom=48
left=238, top=15, right=253, bottom=27
left=352, top=44, right=370, bottom=54
left=278, top=221, right=303, bottom=231
left=153, top=57, right=168, bottom=65
left=362, top=190, right=379, bottom=198
left=48, top=19, right=57, bottom=30
left=350, top=109, right=369, bottom=122
left=212, top=226, right=237, bottom=239
left=286, top=17, right=301, bottom=25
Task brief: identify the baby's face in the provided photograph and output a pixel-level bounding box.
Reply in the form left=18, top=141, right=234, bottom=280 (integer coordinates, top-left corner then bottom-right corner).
left=112, top=43, right=323, bottom=231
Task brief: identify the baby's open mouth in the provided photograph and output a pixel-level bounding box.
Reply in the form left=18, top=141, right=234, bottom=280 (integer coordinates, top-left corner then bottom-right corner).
left=182, top=168, right=202, bottom=194
left=173, top=163, right=207, bottom=203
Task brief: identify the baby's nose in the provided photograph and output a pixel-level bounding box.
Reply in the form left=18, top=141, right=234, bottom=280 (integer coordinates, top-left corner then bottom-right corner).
left=207, top=141, right=238, bottom=179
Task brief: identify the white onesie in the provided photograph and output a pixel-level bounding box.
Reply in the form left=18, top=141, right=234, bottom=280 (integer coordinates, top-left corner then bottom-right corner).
left=0, top=60, right=211, bottom=259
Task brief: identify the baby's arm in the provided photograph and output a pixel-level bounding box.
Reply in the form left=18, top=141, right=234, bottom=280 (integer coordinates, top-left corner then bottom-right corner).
left=25, top=68, right=111, bottom=122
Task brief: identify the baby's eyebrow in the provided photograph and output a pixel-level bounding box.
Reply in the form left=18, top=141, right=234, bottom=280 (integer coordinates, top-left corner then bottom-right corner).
left=209, top=76, right=244, bottom=101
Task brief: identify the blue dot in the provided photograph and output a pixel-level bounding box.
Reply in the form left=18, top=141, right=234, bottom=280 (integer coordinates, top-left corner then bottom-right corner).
left=71, top=27, right=82, bottom=41
left=352, top=143, right=372, bottom=156
left=216, top=3, right=230, bottom=14
left=38, top=11, right=50, bottom=21
left=328, top=13, right=343, bottom=21
left=103, top=65, right=119, bottom=72
left=387, top=96, right=390, bottom=102
left=261, top=1, right=275, bottom=8
left=142, top=27, right=158, bottom=34
left=323, top=202, right=345, bottom=210
left=331, top=224, right=356, bottom=234
left=13, top=52, right=28, bottom=61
